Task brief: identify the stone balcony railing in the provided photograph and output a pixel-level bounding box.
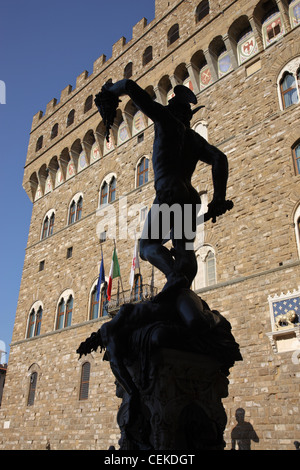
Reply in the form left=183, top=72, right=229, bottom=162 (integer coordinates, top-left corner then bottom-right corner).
left=107, top=284, right=158, bottom=315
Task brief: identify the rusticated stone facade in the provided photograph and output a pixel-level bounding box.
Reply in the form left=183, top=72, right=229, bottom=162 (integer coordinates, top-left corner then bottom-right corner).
left=1, top=0, right=300, bottom=450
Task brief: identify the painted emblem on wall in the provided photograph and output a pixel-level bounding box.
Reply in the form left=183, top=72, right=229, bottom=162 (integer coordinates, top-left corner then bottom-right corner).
left=67, top=160, right=75, bottom=179
left=200, top=65, right=212, bottom=90
left=268, top=288, right=300, bottom=331
left=218, top=51, right=233, bottom=78
left=44, top=175, right=52, bottom=194
left=104, top=135, right=114, bottom=155
left=263, top=13, right=285, bottom=48
left=183, top=78, right=194, bottom=91
left=291, top=1, right=300, bottom=26
left=118, top=121, right=128, bottom=144
left=133, top=110, right=145, bottom=135
left=238, top=33, right=258, bottom=65
left=35, top=185, right=42, bottom=201
left=78, top=151, right=87, bottom=172
left=91, top=142, right=100, bottom=162
left=55, top=168, right=63, bottom=187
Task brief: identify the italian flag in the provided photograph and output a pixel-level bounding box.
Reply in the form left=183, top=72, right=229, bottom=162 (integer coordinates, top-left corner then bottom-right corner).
left=107, top=247, right=120, bottom=301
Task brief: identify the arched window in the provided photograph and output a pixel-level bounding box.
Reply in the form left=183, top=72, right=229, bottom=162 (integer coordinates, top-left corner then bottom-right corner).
left=124, top=62, right=133, bottom=79
left=137, top=157, right=149, bottom=187
left=196, top=0, right=209, bottom=22
left=89, top=283, right=108, bottom=320
left=56, top=294, right=73, bottom=330
left=27, top=305, right=43, bottom=338
left=194, top=121, right=208, bottom=140
left=143, top=46, right=153, bottom=66
left=167, top=24, right=179, bottom=46
left=294, top=204, right=300, bottom=258
left=100, top=175, right=117, bottom=206
left=84, top=95, right=93, bottom=113
left=79, top=362, right=90, bottom=400
left=68, top=194, right=83, bottom=225
left=293, top=142, right=300, bottom=175
left=27, top=372, right=38, bottom=406
left=100, top=181, right=108, bottom=205
left=205, top=251, right=216, bottom=286
left=280, top=72, right=299, bottom=109
left=41, top=211, right=55, bottom=239
left=67, top=109, right=75, bottom=127
left=109, top=176, right=116, bottom=202
left=51, top=123, right=58, bottom=139
left=193, top=244, right=216, bottom=290
left=36, top=136, right=43, bottom=152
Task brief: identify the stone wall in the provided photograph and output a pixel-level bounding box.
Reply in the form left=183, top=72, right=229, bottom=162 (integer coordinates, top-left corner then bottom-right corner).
left=1, top=0, right=300, bottom=450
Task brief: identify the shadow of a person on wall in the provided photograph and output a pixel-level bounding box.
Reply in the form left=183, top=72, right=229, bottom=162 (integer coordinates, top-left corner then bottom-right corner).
left=231, top=408, right=259, bottom=450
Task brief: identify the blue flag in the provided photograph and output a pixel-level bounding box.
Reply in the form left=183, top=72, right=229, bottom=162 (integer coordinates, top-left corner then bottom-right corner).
left=96, top=252, right=105, bottom=302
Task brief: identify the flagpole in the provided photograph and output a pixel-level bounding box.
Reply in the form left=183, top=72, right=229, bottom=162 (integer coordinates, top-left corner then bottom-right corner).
left=114, top=239, right=126, bottom=304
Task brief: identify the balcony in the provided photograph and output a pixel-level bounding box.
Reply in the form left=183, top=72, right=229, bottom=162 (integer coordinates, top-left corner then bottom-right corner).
left=107, top=284, right=158, bottom=316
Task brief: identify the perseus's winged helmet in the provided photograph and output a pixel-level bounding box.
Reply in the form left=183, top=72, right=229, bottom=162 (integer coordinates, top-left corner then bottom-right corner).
left=170, top=85, right=205, bottom=115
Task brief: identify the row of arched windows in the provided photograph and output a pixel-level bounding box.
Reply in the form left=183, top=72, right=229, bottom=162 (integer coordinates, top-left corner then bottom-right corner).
left=26, top=274, right=145, bottom=339
left=32, top=114, right=152, bottom=201
left=40, top=157, right=149, bottom=240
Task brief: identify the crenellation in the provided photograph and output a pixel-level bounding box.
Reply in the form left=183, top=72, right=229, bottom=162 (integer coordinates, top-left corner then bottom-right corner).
left=76, top=70, right=89, bottom=89
left=132, top=17, right=148, bottom=39
left=31, top=110, right=44, bottom=131
left=112, top=36, right=127, bottom=58
left=92, top=54, right=107, bottom=75
left=45, top=98, right=58, bottom=116
left=60, top=84, right=73, bottom=103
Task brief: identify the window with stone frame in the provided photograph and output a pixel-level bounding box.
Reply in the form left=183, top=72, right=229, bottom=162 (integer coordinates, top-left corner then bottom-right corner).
left=27, top=372, right=38, bottom=406
left=26, top=304, right=43, bottom=338
left=143, top=46, right=153, bottom=66
left=136, top=157, right=149, bottom=187
left=89, top=282, right=108, bottom=320
left=292, top=141, right=300, bottom=175
left=109, top=176, right=116, bottom=202
left=68, top=194, right=83, bottom=225
left=277, top=59, right=300, bottom=110
left=294, top=203, right=300, bottom=259
left=79, top=362, right=90, bottom=400
left=36, top=135, right=43, bottom=152
left=193, top=243, right=217, bottom=290
left=50, top=123, right=58, bottom=139
left=195, top=0, right=209, bottom=23
left=56, top=294, right=73, bottom=330
left=124, top=62, right=133, bottom=79
left=84, top=95, right=93, bottom=113
left=66, top=109, right=75, bottom=127
left=280, top=72, right=299, bottom=109
left=167, top=24, right=179, bottom=46
left=100, top=175, right=117, bottom=206
left=41, top=210, right=55, bottom=239
left=205, top=250, right=216, bottom=286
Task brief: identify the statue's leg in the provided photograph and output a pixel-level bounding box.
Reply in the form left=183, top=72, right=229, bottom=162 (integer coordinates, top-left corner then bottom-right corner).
left=172, top=238, right=198, bottom=287
left=139, top=202, right=175, bottom=279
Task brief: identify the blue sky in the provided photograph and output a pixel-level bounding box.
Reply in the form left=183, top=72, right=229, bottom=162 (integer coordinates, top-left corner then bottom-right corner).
left=0, top=0, right=155, bottom=361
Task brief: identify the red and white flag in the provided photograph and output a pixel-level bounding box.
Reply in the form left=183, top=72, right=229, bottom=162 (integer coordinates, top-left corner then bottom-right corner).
left=129, top=240, right=140, bottom=290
